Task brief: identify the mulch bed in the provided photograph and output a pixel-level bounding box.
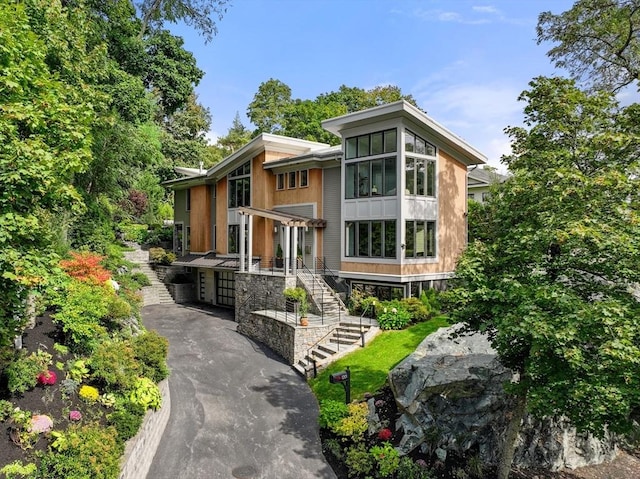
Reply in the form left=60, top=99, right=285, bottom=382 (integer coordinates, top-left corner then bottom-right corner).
left=0, top=313, right=108, bottom=470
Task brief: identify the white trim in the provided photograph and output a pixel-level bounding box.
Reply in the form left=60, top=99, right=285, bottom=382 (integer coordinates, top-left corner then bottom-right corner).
left=339, top=270, right=454, bottom=283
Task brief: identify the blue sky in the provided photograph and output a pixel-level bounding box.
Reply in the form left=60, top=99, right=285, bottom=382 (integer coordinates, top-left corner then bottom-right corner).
left=171, top=0, right=577, bottom=170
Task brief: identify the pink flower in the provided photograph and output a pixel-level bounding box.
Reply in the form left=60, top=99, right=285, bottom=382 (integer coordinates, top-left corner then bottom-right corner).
left=378, top=428, right=393, bottom=441
left=69, top=410, right=82, bottom=421
left=37, top=370, right=57, bottom=386
left=29, top=415, right=53, bottom=433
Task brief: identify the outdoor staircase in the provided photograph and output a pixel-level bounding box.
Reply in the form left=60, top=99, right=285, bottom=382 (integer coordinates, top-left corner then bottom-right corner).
left=293, top=319, right=377, bottom=378
left=124, top=246, right=175, bottom=305
left=297, top=270, right=347, bottom=318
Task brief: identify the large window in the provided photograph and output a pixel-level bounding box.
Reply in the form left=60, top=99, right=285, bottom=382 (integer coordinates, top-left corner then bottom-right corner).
left=346, top=220, right=396, bottom=258
left=228, top=161, right=251, bottom=208
left=345, top=129, right=397, bottom=159
left=215, top=271, right=235, bottom=307
left=345, top=157, right=397, bottom=198
left=405, top=130, right=436, bottom=197
left=405, top=220, right=436, bottom=258
left=228, top=224, right=239, bottom=254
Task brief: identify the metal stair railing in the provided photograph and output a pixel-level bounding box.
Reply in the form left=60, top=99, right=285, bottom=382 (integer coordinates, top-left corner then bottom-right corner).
left=238, top=291, right=299, bottom=325
left=314, top=257, right=348, bottom=296
left=297, top=264, right=342, bottom=325
left=304, top=323, right=343, bottom=378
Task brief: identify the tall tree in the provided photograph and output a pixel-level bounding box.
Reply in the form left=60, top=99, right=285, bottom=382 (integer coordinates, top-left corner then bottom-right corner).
left=445, top=77, right=640, bottom=479
left=216, top=112, right=252, bottom=154
left=246, top=78, right=292, bottom=135
left=136, top=0, right=230, bottom=42
left=537, top=0, right=640, bottom=92
left=0, top=2, right=95, bottom=359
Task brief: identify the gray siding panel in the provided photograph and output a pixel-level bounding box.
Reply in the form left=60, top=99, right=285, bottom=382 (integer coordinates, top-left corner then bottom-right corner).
left=322, top=167, right=341, bottom=270
left=174, top=190, right=190, bottom=227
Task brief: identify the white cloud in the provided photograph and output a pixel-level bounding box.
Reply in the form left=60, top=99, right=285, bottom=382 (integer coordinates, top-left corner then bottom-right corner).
left=473, top=5, right=500, bottom=15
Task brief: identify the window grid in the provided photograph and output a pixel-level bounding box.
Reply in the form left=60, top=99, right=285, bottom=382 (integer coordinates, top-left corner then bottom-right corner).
left=228, top=161, right=251, bottom=208
left=345, top=128, right=397, bottom=160
left=346, top=220, right=396, bottom=258
left=276, top=173, right=285, bottom=190
left=405, top=220, right=436, bottom=258
left=345, top=157, right=397, bottom=198
left=300, top=170, right=308, bottom=187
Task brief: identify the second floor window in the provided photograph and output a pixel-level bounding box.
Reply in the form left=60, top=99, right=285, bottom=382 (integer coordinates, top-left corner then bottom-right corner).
left=228, top=161, right=251, bottom=208
left=346, top=158, right=397, bottom=198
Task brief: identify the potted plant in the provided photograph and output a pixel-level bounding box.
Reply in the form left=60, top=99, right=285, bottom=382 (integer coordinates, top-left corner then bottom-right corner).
left=275, top=244, right=283, bottom=268
left=283, top=287, right=309, bottom=325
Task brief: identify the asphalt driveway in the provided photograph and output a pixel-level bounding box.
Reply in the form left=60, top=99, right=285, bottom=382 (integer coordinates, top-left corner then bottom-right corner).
left=143, top=303, right=337, bottom=479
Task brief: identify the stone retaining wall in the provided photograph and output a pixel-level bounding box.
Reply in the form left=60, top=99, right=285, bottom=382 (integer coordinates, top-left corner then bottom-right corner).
left=167, top=283, right=196, bottom=303
left=119, top=379, right=170, bottom=479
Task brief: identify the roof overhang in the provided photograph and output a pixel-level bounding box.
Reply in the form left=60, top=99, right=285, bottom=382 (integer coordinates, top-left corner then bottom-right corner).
left=238, top=206, right=326, bottom=228
left=322, top=100, right=487, bottom=166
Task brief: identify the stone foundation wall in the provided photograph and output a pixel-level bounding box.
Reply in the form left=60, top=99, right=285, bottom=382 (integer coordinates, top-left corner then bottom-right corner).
left=119, top=379, right=170, bottom=479
left=235, top=272, right=336, bottom=365
left=152, top=265, right=183, bottom=283
left=167, top=283, right=196, bottom=303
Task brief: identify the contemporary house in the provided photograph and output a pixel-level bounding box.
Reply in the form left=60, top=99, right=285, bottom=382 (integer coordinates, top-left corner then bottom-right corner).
left=164, top=100, right=486, bottom=308
left=467, top=165, right=507, bottom=203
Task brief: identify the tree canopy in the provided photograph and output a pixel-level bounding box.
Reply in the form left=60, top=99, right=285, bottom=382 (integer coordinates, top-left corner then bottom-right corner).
left=445, top=76, right=640, bottom=478
left=246, top=79, right=419, bottom=144
left=538, top=0, right=640, bottom=92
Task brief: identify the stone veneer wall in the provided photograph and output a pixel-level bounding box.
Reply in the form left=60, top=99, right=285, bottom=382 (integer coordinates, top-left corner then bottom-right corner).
left=119, top=379, right=170, bottom=479
left=167, top=283, right=196, bottom=303
left=235, top=272, right=336, bottom=365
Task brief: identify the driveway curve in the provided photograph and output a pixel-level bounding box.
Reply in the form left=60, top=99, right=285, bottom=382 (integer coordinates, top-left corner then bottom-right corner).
left=143, top=303, right=337, bottom=479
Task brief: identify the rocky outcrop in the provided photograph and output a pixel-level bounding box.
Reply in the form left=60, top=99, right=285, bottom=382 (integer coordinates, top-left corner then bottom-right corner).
left=387, top=325, right=617, bottom=471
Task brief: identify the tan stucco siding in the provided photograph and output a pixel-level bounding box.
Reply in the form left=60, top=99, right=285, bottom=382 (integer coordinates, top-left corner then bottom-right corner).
left=437, top=150, right=468, bottom=271
left=189, top=185, right=211, bottom=253
left=251, top=152, right=273, bottom=259
left=216, top=178, right=228, bottom=254
left=341, top=262, right=402, bottom=275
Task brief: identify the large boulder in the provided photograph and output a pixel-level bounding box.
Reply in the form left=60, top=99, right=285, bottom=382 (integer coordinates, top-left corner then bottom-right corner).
left=388, top=325, right=617, bottom=470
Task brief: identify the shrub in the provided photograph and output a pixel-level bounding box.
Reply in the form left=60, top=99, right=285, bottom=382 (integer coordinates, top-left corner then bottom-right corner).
left=129, top=377, right=162, bottom=410
left=89, top=340, right=140, bottom=392
left=105, top=295, right=132, bottom=322
left=130, top=272, right=151, bottom=287
left=149, top=247, right=175, bottom=265
left=332, top=402, right=369, bottom=442
left=6, top=352, right=42, bottom=395
left=370, top=442, right=400, bottom=477
left=318, top=399, right=349, bottom=429
left=0, top=399, right=13, bottom=420
left=345, top=443, right=374, bottom=477
left=119, top=223, right=148, bottom=243
left=53, top=280, right=110, bottom=354
left=107, top=400, right=146, bottom=442
left=0, top=460, right=37, bottom=479
left=78, top=385, right=100, bottom=403
left=401, top=297, right=432, bottom=323
left=131, top=330, right=169, bottom=383
left=39, top=423, right=123, bottom=479
left=59, top=251, right=111, bottom=284
left=420, top=288, right=441, bottom=312
left=396, top=457, right=434, bottom=479
left=376, top=300, right=412, bottom=330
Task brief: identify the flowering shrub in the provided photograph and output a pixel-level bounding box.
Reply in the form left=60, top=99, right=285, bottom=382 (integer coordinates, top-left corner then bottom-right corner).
left=69, top=410, right=82, bottom=421
left=60, top=251, right=111, bottom=284
left=79, top=385, right=100, bottom=403
left=376, top=300, right=412, bottom=330
left=37, top=370, right=57, bottom=386
left=378, top=427, right=393, bottom=441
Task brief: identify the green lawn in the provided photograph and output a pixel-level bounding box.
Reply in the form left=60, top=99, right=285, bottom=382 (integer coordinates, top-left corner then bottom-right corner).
left=309, top=316, right=450, bottom=402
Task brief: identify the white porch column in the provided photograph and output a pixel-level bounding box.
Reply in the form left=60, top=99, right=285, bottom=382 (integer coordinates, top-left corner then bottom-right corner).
left=284, top=225, right=291, bottom=276
left=239, top=213, right=246, bottom=273
left=291, top=226, right=298, bottom=277
left=247, top=214, right=253, bottom=272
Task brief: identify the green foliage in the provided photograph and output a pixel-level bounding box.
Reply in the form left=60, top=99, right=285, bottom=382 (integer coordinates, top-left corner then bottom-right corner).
left=131, top=272, right=152, bottom=287
left=376, top=300, right=412, bottom=330
left=149, top=247, right=176, bottom=265
left=283, top=287, right=308, bottom=316
left=38, top=423, right=123, bottom=479
left=401, top=297, right=432, bottom=323
left=537, top=0, right=640, bottom=93
left=331, top=402, right=369, bottom=442
left=129, top=377, right=162, bottom=410
left=131, top=330, right=170, bottom=382
left=6, top=351, right=46, bottom=395
left=345, top=443, right=374, bottom=477
left=119, top=223, right=148, bottom=243
left=65, top=359, right=90, bottom=383
left=0, top=399, right=14, bottom=421
left=0, top=460, right=37, bottom=479
left=318, top=399, right=349, bottom=429
left=396, top=457, right=434, bottom=479
left=89, top=340, right=140, bottom=392
left=370, top=442, right=400, bottom=477
left=448, top=77, right=640, bottom=439
left=53, top=280, right=110, bottom=354
left=107, top=399, right=146, bottom=442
